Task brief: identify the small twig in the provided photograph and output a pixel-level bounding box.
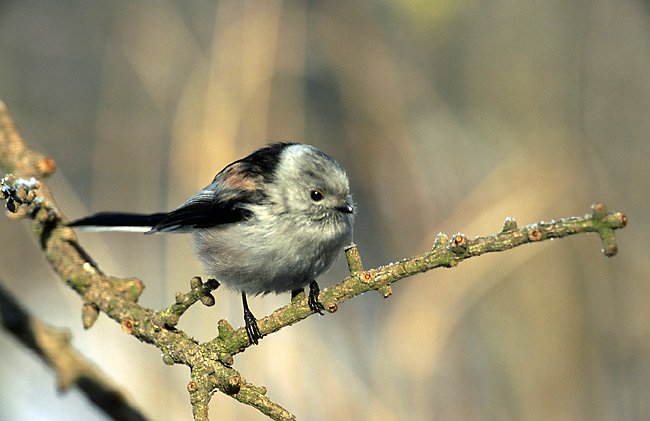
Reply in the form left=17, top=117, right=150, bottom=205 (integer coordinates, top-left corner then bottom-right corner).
left=154, top=277, right=220, bottom=328
left=344, top=244, right=364, bottom=273
left=0, top=100, right=56, bottom=178
left=234, top=382, right=297, bottom=421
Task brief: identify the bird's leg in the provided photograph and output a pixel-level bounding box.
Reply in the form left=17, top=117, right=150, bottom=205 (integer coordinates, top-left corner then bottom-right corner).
left=291, top=288, right=303, bottom=302
left=308, top=280, right=325, bottom=315
left=242, top=292, right=261, bottom=345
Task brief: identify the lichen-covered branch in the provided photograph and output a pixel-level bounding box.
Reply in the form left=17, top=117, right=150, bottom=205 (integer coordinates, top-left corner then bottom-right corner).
left=0, top=100, right=628, bottom=420
left=234, top=382, right=297, bottom=421
left=204, top=203, right=627, bottom=358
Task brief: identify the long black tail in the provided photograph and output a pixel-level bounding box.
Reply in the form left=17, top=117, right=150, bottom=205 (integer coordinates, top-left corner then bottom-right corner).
left=68, top=212, right=168, bottom=233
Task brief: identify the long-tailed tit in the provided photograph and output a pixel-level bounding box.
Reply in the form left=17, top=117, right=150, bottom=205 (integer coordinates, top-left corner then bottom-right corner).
left=69, top=143, right=355, bottom=344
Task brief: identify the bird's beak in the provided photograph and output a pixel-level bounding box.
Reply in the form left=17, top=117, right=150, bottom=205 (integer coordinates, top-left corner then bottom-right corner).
left=337, top=204, right=355, bottom=214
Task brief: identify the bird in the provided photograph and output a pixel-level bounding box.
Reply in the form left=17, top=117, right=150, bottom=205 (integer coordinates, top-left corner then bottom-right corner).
left=69, top=142, right=356, bottom=344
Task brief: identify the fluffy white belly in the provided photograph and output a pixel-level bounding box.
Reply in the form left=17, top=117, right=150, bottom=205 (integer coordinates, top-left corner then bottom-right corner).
left=192, top=221, right=349, bottom=295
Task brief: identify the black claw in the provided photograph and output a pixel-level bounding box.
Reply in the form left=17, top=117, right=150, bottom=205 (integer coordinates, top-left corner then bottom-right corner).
left=308, top=281, right=325, bottom=315
left=242, top=292, right=261, bottom=345
left=244, top=312, right=261, bottom=345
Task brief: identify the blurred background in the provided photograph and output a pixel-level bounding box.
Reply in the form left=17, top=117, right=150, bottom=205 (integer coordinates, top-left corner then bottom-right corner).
left=0, top=1, right=648, bottom=420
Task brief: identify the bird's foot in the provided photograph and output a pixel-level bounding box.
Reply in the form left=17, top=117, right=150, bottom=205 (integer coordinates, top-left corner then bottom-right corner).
left=308, top=281, right=325, bottom=315
left=244, top=308, right=261, bottom=345
left=242, top=292, right=261, bottom=345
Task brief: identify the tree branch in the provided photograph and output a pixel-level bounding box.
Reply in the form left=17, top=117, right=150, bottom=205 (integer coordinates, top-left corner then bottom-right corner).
left=0, top=100, right=627, bottom=420
left=203, top=203, right=627, bottom=358
left=0, top=280, right=148, bottom=421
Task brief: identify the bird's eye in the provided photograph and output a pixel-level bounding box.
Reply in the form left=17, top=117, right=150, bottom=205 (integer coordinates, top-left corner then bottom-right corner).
left=310, top=189, right=324, bottom=202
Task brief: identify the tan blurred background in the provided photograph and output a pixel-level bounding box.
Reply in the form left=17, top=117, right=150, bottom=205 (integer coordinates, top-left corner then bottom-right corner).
left=0, top=1, right=648, bottom=420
